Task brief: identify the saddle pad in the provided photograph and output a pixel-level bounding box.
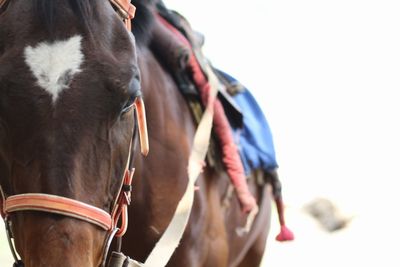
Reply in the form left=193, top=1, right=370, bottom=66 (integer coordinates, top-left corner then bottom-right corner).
left=216, top=70, right=278, bottom=175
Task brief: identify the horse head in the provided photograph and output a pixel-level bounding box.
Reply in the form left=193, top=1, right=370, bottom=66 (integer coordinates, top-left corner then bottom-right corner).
left=0, top=0, right=144, bottom=266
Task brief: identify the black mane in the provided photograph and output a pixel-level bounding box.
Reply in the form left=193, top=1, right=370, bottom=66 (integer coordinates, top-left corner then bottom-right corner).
left=33, top=0, right=96, bottom=34
left=130, top=0, right=156, bottom=47
left=32, top=0, right=162, bottom=46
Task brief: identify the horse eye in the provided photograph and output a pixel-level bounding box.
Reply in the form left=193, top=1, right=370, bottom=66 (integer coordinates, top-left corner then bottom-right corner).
left=121, top=78, right=141, bottom=115
left=121, top=96, right=135, bottom=114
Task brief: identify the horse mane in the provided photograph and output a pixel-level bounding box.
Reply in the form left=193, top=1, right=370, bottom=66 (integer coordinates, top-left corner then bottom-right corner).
left=33, top=0, right=97, bottom=35
left=32, top=0, right=156, bottom=44
left=130, top=0, right=156, bottom=47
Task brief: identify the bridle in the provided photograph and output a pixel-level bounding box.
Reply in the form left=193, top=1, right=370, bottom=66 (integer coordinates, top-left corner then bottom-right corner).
left=1, top=98, right=148, bottom=267
left=0, top=96, right=148, bottom=267
left=0, top=1, right=149, bottom=266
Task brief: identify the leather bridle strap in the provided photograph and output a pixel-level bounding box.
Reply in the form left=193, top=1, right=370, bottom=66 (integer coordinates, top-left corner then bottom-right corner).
left=111, top=168, right=134, bottom=237
left=4, top=194, right=113, bottom=230
left=0, top=162, right=137, bottom=234
left=0, top=0, right=8, bottom=9
left=109, top=0, right=136, bottom=31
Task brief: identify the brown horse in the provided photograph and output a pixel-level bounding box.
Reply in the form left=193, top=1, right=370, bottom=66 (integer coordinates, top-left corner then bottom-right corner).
left=0, top=0, right=275, bottom=266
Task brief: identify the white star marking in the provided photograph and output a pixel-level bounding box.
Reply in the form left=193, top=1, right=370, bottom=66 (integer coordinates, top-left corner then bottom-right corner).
left=24, top=35, right=84, bottom=102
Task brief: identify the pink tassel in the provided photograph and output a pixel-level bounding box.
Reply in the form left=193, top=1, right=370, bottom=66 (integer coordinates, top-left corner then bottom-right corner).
left=275, top=197, right=294, bottom=242
left=276, top=225, right=294, bottom=242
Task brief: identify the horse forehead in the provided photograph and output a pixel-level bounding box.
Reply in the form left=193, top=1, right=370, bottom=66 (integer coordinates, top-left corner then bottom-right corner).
left=23, top=35, right=85, bottom=103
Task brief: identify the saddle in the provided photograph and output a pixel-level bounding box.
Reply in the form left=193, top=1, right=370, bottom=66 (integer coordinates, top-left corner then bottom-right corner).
left=149, top=2, right=293, bottom=241
left=151, top=4, right=278, bottom=177
left=152, top=5, right=281, bottom=162
left=152, top=3, right=244, bottom=129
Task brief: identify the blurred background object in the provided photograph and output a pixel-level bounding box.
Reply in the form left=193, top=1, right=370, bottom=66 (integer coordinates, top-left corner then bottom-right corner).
left=304, top=197, right=351, bottom=232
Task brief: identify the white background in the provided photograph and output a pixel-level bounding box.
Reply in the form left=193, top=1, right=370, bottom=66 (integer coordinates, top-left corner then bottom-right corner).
left=1, top=1, right=400, bottom=266
left=165, top=0, right=400, bottom=206
left=165, top=0, right=400, bottom=266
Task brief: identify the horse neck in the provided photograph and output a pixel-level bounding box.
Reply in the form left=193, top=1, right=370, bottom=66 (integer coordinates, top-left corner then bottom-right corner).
left=133, top=45, right=196, bottom=200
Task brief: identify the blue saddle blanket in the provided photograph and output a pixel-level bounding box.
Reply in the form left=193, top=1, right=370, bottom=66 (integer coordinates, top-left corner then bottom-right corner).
left=217, top=70, right=278, bottom=175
